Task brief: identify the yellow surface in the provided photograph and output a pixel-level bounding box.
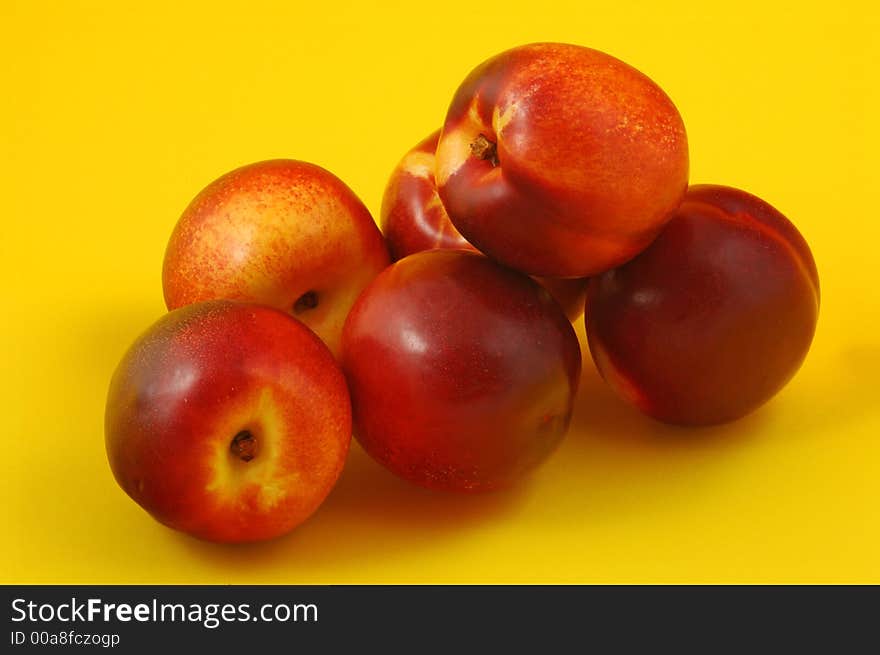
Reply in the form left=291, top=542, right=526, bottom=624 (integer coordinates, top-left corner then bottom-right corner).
left=2, top=0, right=878, bottom=583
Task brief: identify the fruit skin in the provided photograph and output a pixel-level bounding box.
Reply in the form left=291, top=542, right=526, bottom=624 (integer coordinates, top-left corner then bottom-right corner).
left=381, top=130, right=588, bottom=321
left=436, top=42, right=689, bottom=278
left=585, top=185, right=820, bottom=426
left=341, top=250, right=581, bottom=492
left=381, top=131, right=468, bottom=261
left=162, top=159, right=390, bottom=357
left=105, top=300, right=351, bottom=543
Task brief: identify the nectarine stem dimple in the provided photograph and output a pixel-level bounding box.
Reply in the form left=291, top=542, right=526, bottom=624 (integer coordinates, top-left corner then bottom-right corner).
left=293, top=291, right=319, bottom=314
left=470, top=134, right=499, bottom=167
left=230, top=430, right=257, bottom=462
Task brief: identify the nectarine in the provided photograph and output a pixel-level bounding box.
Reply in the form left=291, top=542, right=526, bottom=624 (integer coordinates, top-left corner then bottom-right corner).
left=341, top=250, right=581, bottom=492
left=586, top=185, right=820, bottom=425
left=163, top=160, right=390, bottom=356
left=105, top=300, right=351, bottom=542
left=436, top=42, right=689, bottom=277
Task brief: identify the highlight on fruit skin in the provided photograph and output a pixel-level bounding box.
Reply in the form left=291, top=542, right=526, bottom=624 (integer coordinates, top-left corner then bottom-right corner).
left=104, top=300, right=352, bottom=543
left=585, top=184, right=819, bottom=426
left=380, top=129, right=589, bottom=321
left=436, top=41, right=689, bottom=278
left=162, top=159, right=390, bottom=358
left=341, top=249, right=582, bottom=492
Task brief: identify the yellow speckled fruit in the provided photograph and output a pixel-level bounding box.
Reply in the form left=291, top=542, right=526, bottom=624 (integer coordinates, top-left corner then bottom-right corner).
left=162, top=160, right=390, bottom=356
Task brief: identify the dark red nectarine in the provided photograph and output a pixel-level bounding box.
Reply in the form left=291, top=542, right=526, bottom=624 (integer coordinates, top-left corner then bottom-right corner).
left=585, top=185, right=820, bottom=425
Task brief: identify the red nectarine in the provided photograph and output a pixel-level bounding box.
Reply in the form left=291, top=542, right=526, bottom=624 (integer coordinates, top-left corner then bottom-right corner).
left=586, top=185, right=820, bottom=425
left=105, top=300, right=351, bottom=542
left=436, top=42, right=689, bottom=277
left=341, top=250, right=581, bottom=492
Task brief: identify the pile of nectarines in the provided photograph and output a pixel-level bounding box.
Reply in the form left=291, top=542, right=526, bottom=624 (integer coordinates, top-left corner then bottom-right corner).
left=105, top=42, right=819, bottom=543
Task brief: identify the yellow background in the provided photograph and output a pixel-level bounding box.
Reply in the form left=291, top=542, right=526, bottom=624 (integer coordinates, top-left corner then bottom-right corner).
left=2, top=0, right=878, bottom=583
